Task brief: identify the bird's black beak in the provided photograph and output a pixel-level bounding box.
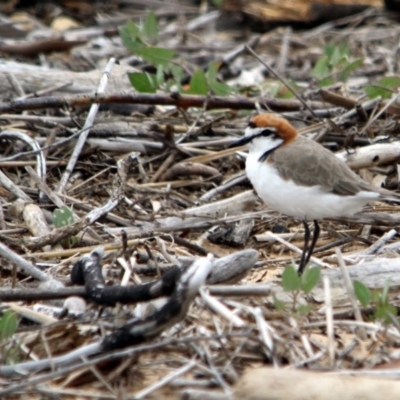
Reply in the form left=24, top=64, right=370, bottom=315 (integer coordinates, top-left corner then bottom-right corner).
left=228, top=136, right=252, bottom=148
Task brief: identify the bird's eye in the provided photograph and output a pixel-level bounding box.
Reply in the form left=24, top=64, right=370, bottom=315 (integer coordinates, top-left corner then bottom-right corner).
left=247, top=121, right=256, bottom=129
left=261, top=128, right=276, bottom=136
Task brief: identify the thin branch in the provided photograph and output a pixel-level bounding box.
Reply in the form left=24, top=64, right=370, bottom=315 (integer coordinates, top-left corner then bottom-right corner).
left=246, top=45, right=319, bottom=118
left=57, top=57, right=117, bottom=193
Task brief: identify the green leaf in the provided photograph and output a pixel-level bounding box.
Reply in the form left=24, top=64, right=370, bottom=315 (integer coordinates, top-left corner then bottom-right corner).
left=136, top=47, right=175, bottom=66
left=339, top=44, right=350, bottom=57
left=168, top=65, right=183, bottom=92
left=119, top=26, right=139, bottom=53
left=128, top=72, right=158, bottom=93
left=0, top=310, right=18, bottom=341
left=126, top=20, right=142, bottom=41
left=364, top=76, right=400, bottom=99
left=353, top=280, right=371, bottom=307
left=186, top=68, right=208, bottom=95
left=372, top=289, right=381, bottom=304
left=339, top=58, right=364, bottom=81
left=206, top=62, right=220, bottom=82
left=156, top=65, right=165, bottom=85
left=329, top=46, right=343, bottom=67
left=363, top=86, right=385, bottom=99
left=297, top=304, right=313, bottom=316
left=209, top=80, right=234, bottom=96
left=119, top=21, right=142, bottom=52
left=171, top=64, right=184, bottom=81
left=379, top=76, right=400, bottom=89
left=326, top=44, right=348, bottom=62
left=323, top=44, right=335, bottom=59
left=273, top=295, right=286, bottom=311
left=312, top=55, right=330, bottom=80
left=317, top=77, right=335, bottom=88
left=375, top=304, right=397, bottom=324
left=142, top=11, right=158, bottom=42
left=53, top=206, right=74, bottom=228
left=282, top=265, right=301, bottom=292
left=301, top=266, right=321, bottom=294
left=335, top=56, right=350, bottom=71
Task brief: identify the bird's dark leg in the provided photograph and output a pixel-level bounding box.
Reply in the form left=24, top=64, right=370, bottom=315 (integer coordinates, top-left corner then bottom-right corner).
left=298, top=219, right=310, bottom=275
left=302, top=220, right=320, bottom=274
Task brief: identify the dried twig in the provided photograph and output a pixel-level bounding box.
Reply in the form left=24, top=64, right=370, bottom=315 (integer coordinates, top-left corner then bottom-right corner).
left=57, top=57, right=117, bottom=193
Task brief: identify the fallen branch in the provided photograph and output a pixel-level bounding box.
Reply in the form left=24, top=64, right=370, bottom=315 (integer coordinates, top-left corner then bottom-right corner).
left=234, top=367, right=400, bottom=400
left=0, top=92, right=331, bottom=114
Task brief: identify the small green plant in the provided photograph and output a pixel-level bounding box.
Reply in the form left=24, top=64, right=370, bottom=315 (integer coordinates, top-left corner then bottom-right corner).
left=274, top=264, right=321, bottom=315
left=119, top=12, right=234, bottom=95
left=0, top=310, right=21, bottom=364
left=53, top=205, right=74, bottom=228
left=312, top=44, right=364, bottom=87
left=363, top=76, right=400, bottom=100
left=354, top=280, right=397, bottom=324
left=53, top=206, right=77, bottom=248
left=0, top=310, right=18, bottom=341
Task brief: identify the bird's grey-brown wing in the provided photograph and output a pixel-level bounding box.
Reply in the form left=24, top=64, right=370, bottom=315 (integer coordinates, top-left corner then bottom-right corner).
left=269, top=137, right=373, bottom=196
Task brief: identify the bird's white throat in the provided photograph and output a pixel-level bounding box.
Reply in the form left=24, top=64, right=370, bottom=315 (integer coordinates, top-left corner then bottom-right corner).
left=246, top=134, right=284, bottom=156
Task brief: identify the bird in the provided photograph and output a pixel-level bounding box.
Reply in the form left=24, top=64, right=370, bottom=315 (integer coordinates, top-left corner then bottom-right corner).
left=229, top=113, right=400, bottom=275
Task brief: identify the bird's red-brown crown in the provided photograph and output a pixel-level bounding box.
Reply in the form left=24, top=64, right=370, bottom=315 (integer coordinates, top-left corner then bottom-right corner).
left=251, top=113, right=298, bottom=144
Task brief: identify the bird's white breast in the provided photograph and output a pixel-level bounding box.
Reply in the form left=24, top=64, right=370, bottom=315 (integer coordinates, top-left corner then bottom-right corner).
left=245, top=150, right=379, bottom=220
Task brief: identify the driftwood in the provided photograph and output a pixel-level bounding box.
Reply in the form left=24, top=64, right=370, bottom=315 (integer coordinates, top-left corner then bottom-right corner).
left=337, top=142, right=400, bottom=170
left=234, top=368, right=400, bottom=400
left=0, top=60, right=134, bottom=97
left=224, top=0, right=381, bottom=25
